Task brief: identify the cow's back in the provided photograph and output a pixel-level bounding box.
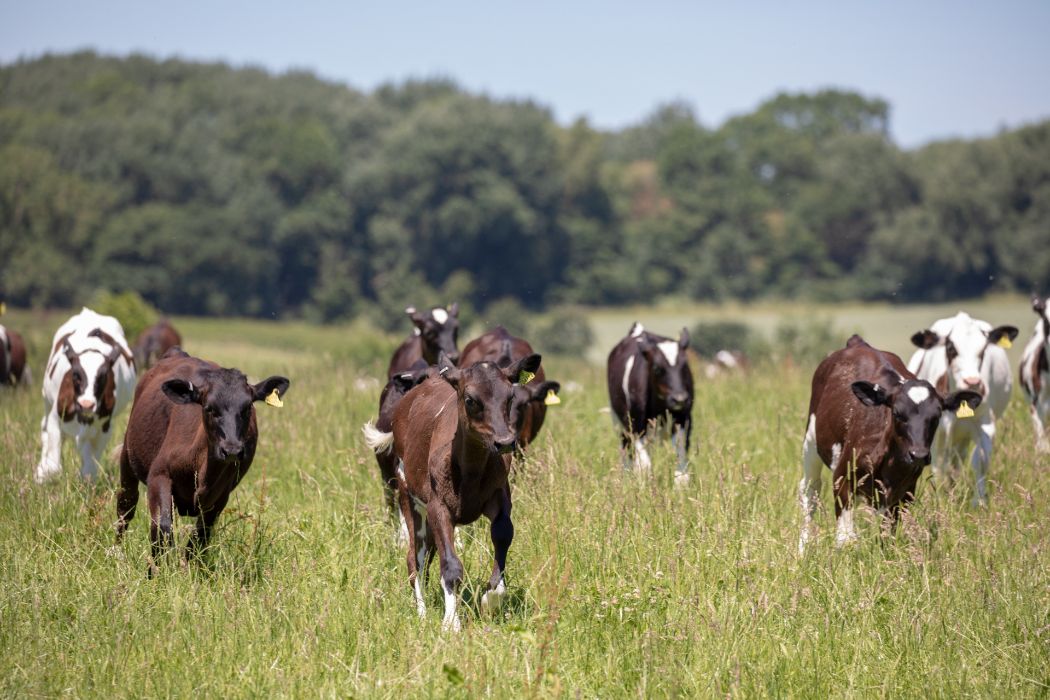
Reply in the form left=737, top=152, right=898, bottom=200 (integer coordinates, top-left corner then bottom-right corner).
left=606, top=336, right=644, bottom=423
left=393, top=376, right=459, bottom=499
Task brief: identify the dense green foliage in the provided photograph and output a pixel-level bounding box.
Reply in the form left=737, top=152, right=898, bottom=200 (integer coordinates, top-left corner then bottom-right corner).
left=0, top=307, right=1047, bottom=696
left=2, top=52, right=1049, bottom=320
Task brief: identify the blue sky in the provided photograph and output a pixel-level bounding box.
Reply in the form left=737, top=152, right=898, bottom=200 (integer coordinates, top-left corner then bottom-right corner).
left=1, top=0, right=1048, bottom=147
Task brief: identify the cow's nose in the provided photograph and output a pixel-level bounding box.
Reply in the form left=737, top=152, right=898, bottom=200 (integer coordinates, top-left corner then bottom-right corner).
left=217, top=442, right=244, bottom=462
left=77, top=397, right=96, bottom=412
left=668, top=393, right=690, bottom=409
left=908, top=448, right=930, bottom=465
left=493, top=436, right=517, bottom=454
left=962, top=376, right=984, bottom=394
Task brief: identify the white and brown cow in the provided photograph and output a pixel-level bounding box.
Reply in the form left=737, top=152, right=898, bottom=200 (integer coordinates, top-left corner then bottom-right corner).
left=386, top=304, right=461, bottom=378
left=35, top=308, right=137, bottom=483
left=799, top=335, right=981, bottom=553
left=606, top=322, right=693, bottom=484
left=1020, top=296, right=1050, bottom=452
left=907, top=311, right=1018, bottom=504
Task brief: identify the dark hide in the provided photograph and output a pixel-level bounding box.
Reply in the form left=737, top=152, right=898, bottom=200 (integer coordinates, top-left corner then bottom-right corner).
left=133, top=319, right=183, bottom=371
left=387, top=304, right=460, bottom=378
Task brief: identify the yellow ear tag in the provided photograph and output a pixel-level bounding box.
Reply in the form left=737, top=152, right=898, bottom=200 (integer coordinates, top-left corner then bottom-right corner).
left=997, top=336, right=1012, bottom=349
left=956, top=401, right=974, bottom=419
left=265, top=388, right=284, bottom=408
left=0, top=302, right=5, bottom=316
left=544, top=389, right=561, bottom=406
left=518, top=370, right=535, bottom=385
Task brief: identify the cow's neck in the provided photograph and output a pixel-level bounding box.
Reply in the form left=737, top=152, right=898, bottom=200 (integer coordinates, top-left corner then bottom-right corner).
left=452, top=426, right=491, bottom=477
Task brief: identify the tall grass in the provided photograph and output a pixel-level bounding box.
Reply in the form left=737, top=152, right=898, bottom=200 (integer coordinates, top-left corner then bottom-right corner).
left=0, top=308, right=1047, bottom=697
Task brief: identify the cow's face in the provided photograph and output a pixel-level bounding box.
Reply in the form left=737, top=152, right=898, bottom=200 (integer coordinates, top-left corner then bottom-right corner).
left=438, top=351, right=542, bottom=454
left=57, top=334, right=127, bottom=424
left=408, top=303, right=460, bottom=365
left=639, top=328, right=693, bottom=412
left=163, top=369, right=289, bottom=465
left=852, top=377, right=983, bottom=467
left=911, top=313, right=1018, bottom=398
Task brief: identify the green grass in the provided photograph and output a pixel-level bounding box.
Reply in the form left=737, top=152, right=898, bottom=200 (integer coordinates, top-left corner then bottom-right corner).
left=1, top=302, right=1048, bottom=697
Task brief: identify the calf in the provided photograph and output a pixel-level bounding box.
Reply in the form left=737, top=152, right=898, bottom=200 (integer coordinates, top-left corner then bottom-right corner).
left=116, top=350, right=289, bottom=567
left=1020, top=296, right=1050, bottom=451
left=0, top=324, right=31, bottom=387
left=798, top=335, right=981, bottom=553
left=369, top=351, right=549, bottom=631
left=35, top=308, right=137, bottom=482
left=908, top=311, right=1018, bottom=504
left=362, top=360, right=432, bottom=541
left=387, top=304, right=460, bottom=378
left=133, top=319, right=183, bottom=371
left=606, top=322, right=693, bottom=484
left=459, top=326, right=561, bottom=448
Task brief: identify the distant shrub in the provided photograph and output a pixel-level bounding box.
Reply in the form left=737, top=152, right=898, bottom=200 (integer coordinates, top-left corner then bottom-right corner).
left=479, top=297, right=530, bottom=338
left=689, top=320, right=756, bottom=358
left=771, top=317, right=839, bottom=366
left=90, top=290, right=159, bottom=342
left=532, top=308, right=595, bottom=356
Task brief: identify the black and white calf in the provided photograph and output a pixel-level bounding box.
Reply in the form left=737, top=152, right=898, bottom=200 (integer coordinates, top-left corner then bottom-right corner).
left=1020, top=297, right=1050, bottom=452
left=606, top=322, right=693, bottom=484
left=386, top=304, right=460, bottom=378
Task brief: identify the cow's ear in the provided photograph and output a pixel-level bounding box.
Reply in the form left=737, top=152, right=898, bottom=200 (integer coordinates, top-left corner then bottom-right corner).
left=437, top=351, right=460, bottom=387
left=1033, top=296, right=1046, bottom=314
left=162, top=378, right=200, bottom=405
left=910, top=330, right=939, bottom=349
left=392, top=369, right=427, bottom=394
left=943, top=389, right=983, bottom=413
left=678, top=327, right=690, bottom=350
left=406, top=306, right=425, bottom=328
left=506, top=353, right=542, bottom=383
left=526, top=380, right=560, bottom=403
left=851, top=381, right=890, bottom=407
left=988, top=325, right=1019, bottom=345
left=448, top=302, right=459, bottom=318
left=252, top=376, right=290, bottom=403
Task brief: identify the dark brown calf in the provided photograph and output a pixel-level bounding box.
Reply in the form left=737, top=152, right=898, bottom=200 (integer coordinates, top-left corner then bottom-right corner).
left=798, top=335, right=980, bottom=552
left=1, top=325, right=29, bottom=386
left=133, top=319, right=182, bottom=371
left=116, top=350, right=289, bottom=572
left=384, top=351, right=549, bottom=631
left=606, top=323, right=693, bottom=483
left=459, top=326, right=560, bottom=448
left=387, top=304, right=460, bottom=378
left=362, top=360, right=432, bottom=538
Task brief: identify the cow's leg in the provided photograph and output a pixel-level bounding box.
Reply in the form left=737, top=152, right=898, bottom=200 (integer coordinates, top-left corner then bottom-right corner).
left=76, top=430, right=101, bottom=482
left=378, top=452, right=407, bottom=544
left=671, top=417, right=691, bottom=487
left=832, top=448, right=859, bottom=547
left=798, top=413, right=825, bottom=554
left=970, top=422, right=994, bottom=506
left=399, top=479, right=428, bottom=618
left=35, top=408, right=63, bottom=483
left=115, top=445, right=138, bottom=542
left=481, top=487, right=513, bottom=615
left=146, top=473, right=174, bottom=575
left=427, top=500, right=463, bottom=632
left=188, top=495, right=228, bottom=561
left=1031, top=402, right=1049, bottom=453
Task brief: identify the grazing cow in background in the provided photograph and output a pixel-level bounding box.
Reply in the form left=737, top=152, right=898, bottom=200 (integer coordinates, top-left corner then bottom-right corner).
left=387, top=303, right=461, bottom=378
left=0, top=325, right=31, bottom=387
left=703, top=349, right=750, bottom=379
left=362, top=359, right=433, bottom=541
left=907, top=311, right=1018, bottom=504
left=1020, top=296, right=1050, bottom=452
left=36, top=308, right=137, bottom=483
left=799, top=335, right=981, bottom=553
left=607, top=323, right=693, bottom=484
left=367, top=352, right=549, bottom=631
left=459, top=326, right=561, bottom=448
left=133, top=319, right=183, bottom=371
left=116, top=350, right=289, bottom=569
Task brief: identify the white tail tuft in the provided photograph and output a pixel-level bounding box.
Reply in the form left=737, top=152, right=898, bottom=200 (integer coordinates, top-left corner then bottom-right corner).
left=362, top=421, right=395, bottom=454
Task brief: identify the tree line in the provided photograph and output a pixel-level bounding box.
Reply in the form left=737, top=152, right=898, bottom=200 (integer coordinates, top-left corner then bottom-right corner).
left=1, top=51, right=1047, bottom=324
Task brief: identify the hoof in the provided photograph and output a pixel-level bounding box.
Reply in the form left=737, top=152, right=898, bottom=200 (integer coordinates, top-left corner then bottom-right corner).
left=481, top=582, right=507, bottom=615
left=673, top=471, right=690, bottom=488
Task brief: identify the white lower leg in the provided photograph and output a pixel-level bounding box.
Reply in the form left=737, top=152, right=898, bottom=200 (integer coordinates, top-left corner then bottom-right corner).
left=672, top=427, right=689, bottom=486
left=441, top=578, right=461, bottom=632
left=633, top=438, right=652, bottom=473
left=835, top=509, right=857, bottom=546
left=481, top=576, right=507, bottom=614
left=35, top=412, right=62, bottom=483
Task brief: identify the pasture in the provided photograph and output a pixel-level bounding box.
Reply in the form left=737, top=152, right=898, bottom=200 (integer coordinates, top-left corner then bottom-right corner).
left=1, top=300, right=1047, bottom=697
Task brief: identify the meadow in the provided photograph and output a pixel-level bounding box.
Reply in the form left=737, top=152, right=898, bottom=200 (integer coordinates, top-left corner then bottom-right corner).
left=1, top=300, right=1047, bottom=697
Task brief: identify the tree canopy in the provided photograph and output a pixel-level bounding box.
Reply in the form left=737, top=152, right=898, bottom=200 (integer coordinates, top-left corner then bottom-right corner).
left=1, top=52, right=1047, bottom=319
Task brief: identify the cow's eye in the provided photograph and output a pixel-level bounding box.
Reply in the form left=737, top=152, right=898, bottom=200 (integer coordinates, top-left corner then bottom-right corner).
left=465, top=396, right=481, bottom=414
left=654, top=365, right=666, bottom=376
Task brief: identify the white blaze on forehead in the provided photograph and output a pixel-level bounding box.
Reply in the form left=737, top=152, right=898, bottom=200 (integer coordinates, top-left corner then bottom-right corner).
left=630, top=323, right=645, bottom=338
left=658, top=341, right=679, bottom=365
left=907, top=386, right=931, bottom=404
left=430, top=308, right=449, bottom=324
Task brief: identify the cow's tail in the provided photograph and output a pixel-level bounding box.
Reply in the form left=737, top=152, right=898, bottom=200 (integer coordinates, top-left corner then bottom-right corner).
left=362, top=421, right=395, bottom=454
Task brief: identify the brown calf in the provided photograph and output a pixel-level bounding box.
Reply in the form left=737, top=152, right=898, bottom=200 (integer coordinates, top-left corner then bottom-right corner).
left=384, top=351, right=549, bottom=630
left=459, top=326, right=560, bottom=448
left=133, top=319, right=183, bottom=371
left=798, top=335, right=980, bottom=553
left=0, top=325, right=30, bottom=386
left=116, top=350, right=289, bottom=571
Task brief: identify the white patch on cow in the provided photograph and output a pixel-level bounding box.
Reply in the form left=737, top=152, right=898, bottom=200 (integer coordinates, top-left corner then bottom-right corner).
left=396, top=459, right=406, bottom=483
left=633, top=438, right=652, bottom=472
left=906, top=386, right=930, bottom=404
left=362, top=422, right=394, bottom=454
left=441, top=578, right=461, bottom=632
left=714, top=349, right=737, bottom=368
left=396, top=510, right=409, bottom=547
left=835, top=509, right=858, bottom=546
left=798, top=414, right=823, bottom=555
left=435, top=394, right=455, bottom=419
left=630, top=322, right=645, bottom=338
left=621, top=355, right=635, bottom=404
left=0, top=326, right=9, bottom=378
left=413, top=576, right=426, bottom=617
left=431, top=308, right=448, bottom=324
left=658, top=341, right=679, bottom=365
left=481, top=578, right=507, bottom=615
left=413, top=328, right=421, bottom=336
left=831, top=443, right=843, bottom=470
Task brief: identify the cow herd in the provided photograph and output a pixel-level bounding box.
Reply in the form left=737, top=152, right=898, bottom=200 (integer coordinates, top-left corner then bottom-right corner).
left=3, top=298, right=1050, bottom=630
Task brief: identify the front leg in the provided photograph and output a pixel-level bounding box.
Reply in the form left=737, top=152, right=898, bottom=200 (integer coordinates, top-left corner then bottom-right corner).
left=481, top=486, right=513, bottom=615
left=969, top=422, right=994, bottom=506
left=832, top=449, right=860, bottom=547
left=35, top=408, right=62, bottom=483
left=146, top=473, right=174, bottom=576
left=427, top=498, right=463, bottom=632
left=77, top=429, right=107, bottom=482
left=187, top=493, right=228, bottom=561
left=671, top=415, right=691, bottom=486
